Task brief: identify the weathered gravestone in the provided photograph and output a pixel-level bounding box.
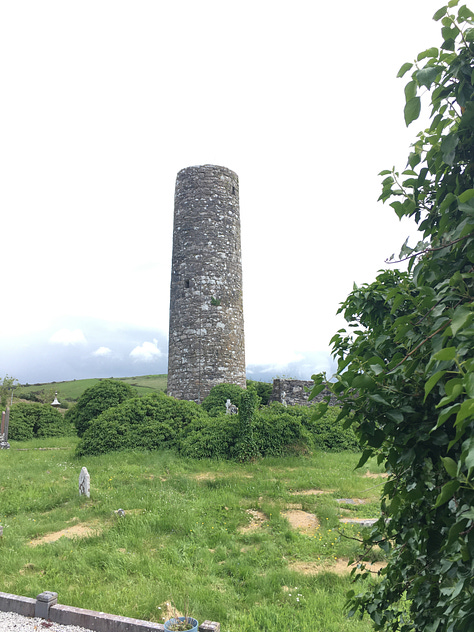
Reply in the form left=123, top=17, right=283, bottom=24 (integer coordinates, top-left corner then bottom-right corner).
left=225, top=399, right=238, bottom=415
left=79, top=467, right=90, bottom=497
left=0, top=408, right=11, bottom=449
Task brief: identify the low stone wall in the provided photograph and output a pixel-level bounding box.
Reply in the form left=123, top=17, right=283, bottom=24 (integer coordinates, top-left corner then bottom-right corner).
left=0, top=591, right=220, bottom=632
left=268, top=379, right=339, bottom=407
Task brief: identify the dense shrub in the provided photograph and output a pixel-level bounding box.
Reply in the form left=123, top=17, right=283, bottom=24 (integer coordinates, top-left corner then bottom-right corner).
left=179, top=414, right=240, bottom=459
left=65, top=379, right=136, bottom=437
left=179, top=405, right=309, bottom=460
left=235, top=388, right=260, bottom=461
left=76, top=392, right=207, bottom=456
left=246, top=380, right=273, bottom=406
left=255, top=405, right=313, bottom=456
left=8, top=403, right=75, bottom=441
left=309, top=407, right=359, bottom=452
left=201, top=383, right=246, bottom=417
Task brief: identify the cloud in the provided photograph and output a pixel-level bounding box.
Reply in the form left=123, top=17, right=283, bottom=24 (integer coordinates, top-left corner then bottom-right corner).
left=92, top=346, right=112, bottom=357
left=130, top=340, right=163, bottom=362
left=49, top=329, right=87, bottom=345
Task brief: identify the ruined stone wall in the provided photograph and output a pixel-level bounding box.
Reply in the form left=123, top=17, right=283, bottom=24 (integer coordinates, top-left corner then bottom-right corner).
left=268, top=378, right=339, bottom=407
left=167, top=165, right=246, bottom=403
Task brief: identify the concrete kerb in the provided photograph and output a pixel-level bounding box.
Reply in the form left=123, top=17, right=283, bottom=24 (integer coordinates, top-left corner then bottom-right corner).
left=0, top=591, right=221, bottom=632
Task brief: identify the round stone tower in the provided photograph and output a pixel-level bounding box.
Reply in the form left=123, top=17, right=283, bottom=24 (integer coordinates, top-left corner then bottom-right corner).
left=167, top=164, right=246, bottom=403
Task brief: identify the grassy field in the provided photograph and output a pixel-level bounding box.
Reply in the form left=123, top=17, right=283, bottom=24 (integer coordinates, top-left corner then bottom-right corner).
left=14, top=375, right=168, bottom=404
left=0, top=438, right=385, bottom=631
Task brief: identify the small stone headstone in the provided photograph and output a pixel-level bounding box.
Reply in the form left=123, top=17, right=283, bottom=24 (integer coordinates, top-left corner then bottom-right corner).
left=0, top=525, right=3, bottom=537
left=225, top=399, right=238, bottom=415
left=79, top=466, right=90, bottom=497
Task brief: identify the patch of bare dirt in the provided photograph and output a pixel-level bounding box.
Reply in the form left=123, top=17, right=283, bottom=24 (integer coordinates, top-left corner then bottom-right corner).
left=193, top=472, right=218, bottom=481
left=239, top=509, right=267, bottom=533
left=282, top=510, right=319, bottom=534
left=28, top=522, right=102, bottom=546
left=289, top=558, right=386, bottom=576
left=19, top=563, right=40, bottom=575
left=364, top=471, right=389, bottom=479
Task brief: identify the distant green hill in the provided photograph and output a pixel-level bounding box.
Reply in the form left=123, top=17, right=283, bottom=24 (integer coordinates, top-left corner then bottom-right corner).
left=14, top=375, right=168, bottom=405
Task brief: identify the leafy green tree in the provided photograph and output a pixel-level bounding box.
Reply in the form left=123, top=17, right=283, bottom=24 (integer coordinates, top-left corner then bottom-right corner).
left=312, top=4, right=474, bottom=630
left=0, top=375, right=18, bottom=408
left=65, top=379, right=136, bottom=436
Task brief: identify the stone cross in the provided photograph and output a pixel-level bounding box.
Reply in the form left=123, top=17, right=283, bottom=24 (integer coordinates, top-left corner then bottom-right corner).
left=79, top=467, right=90, bottom=497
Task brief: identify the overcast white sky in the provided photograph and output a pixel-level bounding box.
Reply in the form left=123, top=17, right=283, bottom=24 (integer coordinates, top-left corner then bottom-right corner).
left=1, top=0, right=447, bottom=385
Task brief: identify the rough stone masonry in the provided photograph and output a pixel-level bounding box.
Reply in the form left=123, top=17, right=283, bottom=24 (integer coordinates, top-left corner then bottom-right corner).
left=167, top=165, right=246, bottom=403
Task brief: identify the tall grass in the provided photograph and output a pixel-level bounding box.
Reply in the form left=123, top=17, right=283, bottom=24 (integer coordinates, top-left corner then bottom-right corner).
left=0, top=438, right=384, bottom=631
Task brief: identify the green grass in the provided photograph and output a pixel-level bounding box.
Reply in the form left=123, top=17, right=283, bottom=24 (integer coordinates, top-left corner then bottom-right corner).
left=14, top=375, right=168, bottom=403
left=0, top=439, right=384, bottom=631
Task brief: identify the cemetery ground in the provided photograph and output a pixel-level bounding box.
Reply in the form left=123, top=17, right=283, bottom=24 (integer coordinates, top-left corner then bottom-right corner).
left=0, top=437, right=387, bottom=632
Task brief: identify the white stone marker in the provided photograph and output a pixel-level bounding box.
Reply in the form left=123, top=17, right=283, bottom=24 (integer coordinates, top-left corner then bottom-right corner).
left=79, top=467, right=90, bottom=497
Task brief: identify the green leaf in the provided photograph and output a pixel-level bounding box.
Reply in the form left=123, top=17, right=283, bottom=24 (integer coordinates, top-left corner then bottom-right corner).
left=441, top=133, right=459, bottom=165
left=451, top=305, right=472, bottom=336
left=447, top=518, right=468, bottom=547
left=356, top=449, right=373, bottom=469
left=440, top=192, right=457, bottom=212
left=434, top=479, right=460, bottom=508
left=455, top=399, right=474, bottom=426
left=390, top=200, right=406, bottom=219
left=352, top=374, right=376, bottom=390
left=404, top=97, right=421, bottom=126
left=397, top=62, right=413, bottom=78
left=433, top=6, right=448, bottom=20
left=386, top=409, right=403, bottom=423
left=458, top=5, right=474, bottom=20
left=433, top=347, right=457, bottom=361
left=405, top=80, right=417, bottom=101
left=416, top=66, right=441, bottom=89
left=435, top=403, right=461, bottom=429
left=441, top=456, right=458, bottom=477
left=369, top=363, right=384, bottom=376
left=309, top=383, right=326, bottom=399
left=445, top=378, right=463, bottom=398
left=463, top=438, right=474, bottom=469
left=424, top=370, right=447, bottom=401
left=458, top=189, right=474, bottom=204
left=417, top=47, right=439, bottom=61
left=464, top=373, right=474, bottom=398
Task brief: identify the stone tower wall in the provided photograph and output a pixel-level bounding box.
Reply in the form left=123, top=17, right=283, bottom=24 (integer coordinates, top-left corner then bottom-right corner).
left=167, top=165, right=246, bottom=403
